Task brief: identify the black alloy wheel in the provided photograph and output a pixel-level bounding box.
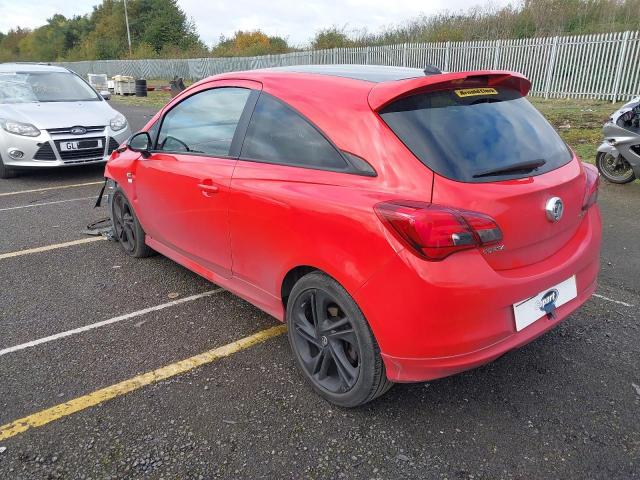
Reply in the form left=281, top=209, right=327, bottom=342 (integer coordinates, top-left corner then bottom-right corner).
left=291, top=288, right=360, bottom=393
left=112, top=192, right=136, bottom=254
left=286, top=272, right=392, bottom=407
left=110, top=189, right=153, bottom=258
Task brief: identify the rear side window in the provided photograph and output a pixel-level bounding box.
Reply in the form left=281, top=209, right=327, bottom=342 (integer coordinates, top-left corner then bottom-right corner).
left=380, top=87, right=572, bottom=182
left=157, top=87, right=251, bottom=157
left=240, top=93, right=348, bottom=171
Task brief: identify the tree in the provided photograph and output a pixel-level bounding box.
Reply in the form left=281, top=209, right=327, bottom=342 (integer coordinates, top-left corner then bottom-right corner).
left=128, top=0, right=205, bottom=54
left=17, top=15, right=70, bottom=61
left=212, top=30, right=291, bottom=57
left=311, top=27, right=353, bottom=50
left=0, top=0, right=207, bottom=61
left=0, top=28, right=31, bottom=61
left=1, top=0, right=639, bottom=61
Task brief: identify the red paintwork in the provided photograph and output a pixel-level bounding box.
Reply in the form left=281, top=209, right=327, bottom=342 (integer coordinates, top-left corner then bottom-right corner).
left=105, top=69, right=602, bottom=383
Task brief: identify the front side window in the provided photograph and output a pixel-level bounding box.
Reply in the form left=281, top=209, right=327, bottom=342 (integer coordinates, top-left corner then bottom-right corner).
left=240, top=93, right=347, bottom=171
left=157, top=87, right=251, bottom=157
left=0, top=71, right=100, bottom=104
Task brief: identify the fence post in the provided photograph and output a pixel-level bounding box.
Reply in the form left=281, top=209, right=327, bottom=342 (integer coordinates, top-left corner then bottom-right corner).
left=332, top=48, right=337, bottom=64
left=402, top=43, right=408, bottom=66
left=611, top=31, right=631, bottom=103
left=543, top=36, right=559, bottom=99
left=365, top=46, right=370, bottom=65
left=445, top=42, right=451, bottom=71
left=493, top=39, right=501, bottom=69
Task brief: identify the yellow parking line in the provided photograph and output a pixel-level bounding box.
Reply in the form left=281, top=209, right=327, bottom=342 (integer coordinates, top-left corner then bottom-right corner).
left=0, top=237, right=105, bottom=260
left=0, top=181, right=103, bottom=197
left=0, top=325, right=286, bottom=442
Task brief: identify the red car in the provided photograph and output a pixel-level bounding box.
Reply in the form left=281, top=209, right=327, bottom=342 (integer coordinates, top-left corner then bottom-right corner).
left=105, top=65, right=601, bottom=407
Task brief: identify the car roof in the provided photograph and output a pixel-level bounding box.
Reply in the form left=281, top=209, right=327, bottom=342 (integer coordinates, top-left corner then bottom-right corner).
left=256, top=64, right=433, bottom=83
left=0, top=63, right=70, bottom=73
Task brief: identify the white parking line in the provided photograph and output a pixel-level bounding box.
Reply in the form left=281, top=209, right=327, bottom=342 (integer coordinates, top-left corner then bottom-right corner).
left=0, top=237, right=105, bottom=260
left=592, top=293, right=634, bottom=307
left=0, top=289, right=224, bottom=357
left=0, top=196, right=101, bottom=212
left=0, top=181, right=102, bottom=197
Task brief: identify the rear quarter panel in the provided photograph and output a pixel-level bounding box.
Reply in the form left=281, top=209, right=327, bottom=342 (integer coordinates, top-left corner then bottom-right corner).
left=228, top=163, right=399, bottom=305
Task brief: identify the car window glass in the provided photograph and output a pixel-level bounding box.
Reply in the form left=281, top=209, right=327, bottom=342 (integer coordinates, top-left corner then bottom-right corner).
left=380, top=87, right=572, bottom=182
left=158, top=87, right=251, bottom=157
left=240, top=93, right=347, bottom=170
left=0, top=72, right=99, bottom=104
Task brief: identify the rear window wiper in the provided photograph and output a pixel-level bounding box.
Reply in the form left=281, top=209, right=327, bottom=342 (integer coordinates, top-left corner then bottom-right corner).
left=473, top=159, right=546, bottom=178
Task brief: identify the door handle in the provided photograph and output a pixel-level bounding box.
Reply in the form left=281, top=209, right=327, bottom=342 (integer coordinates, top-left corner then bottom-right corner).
left=197, top=182, right=219, bottom=196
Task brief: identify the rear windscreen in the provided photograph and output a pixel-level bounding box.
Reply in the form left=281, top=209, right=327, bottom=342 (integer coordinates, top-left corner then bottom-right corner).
left=379, top=87, right=572, bottom=182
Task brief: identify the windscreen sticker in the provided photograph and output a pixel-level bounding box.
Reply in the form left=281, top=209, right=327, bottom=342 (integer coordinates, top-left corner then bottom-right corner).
left=454, top=87, right=499, bottom=98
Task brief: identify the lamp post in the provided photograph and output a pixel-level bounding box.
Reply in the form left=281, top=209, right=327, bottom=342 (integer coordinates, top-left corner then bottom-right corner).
left=124, top=0, right=132, bottom=56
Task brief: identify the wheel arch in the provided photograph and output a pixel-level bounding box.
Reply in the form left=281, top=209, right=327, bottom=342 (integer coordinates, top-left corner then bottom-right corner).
left=280, top=264, right=360, bottom=310
left=280, top=265, right=318, bottom=309
left=279, top=264, right=374, bottom=329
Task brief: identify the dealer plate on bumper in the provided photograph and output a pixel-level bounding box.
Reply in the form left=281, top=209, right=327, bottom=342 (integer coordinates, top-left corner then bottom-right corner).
left=513, top=276, right=577, bottom=332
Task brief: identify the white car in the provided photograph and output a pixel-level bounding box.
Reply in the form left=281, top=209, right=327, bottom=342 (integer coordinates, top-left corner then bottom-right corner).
left=0, top=63, right=131, bottom=178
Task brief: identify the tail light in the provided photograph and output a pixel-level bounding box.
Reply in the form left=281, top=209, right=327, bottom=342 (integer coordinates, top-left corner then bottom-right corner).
left=374, top=200, right=503, bottom=261
left=582, top=162, right=599, bottom=211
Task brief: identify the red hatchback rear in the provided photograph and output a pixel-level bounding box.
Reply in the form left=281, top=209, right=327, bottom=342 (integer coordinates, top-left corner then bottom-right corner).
left=105, top=65, right=601, bottom=407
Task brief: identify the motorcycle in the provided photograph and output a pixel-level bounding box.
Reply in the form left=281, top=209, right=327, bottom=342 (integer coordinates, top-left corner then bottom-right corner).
left=596, top=96, right=640, bottom=184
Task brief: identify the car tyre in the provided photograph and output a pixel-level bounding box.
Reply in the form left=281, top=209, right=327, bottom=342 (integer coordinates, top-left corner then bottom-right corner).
left=0, top=155, right=18, bottom=179
left=110, top=188, right=153, bottom=258
left=286, top=271, right=393, bottom=407
left=596, top=152, right=635, bottom=184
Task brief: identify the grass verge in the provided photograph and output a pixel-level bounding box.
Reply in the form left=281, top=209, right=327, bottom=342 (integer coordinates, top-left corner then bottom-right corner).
left=530, top=97, right=621, bottom=164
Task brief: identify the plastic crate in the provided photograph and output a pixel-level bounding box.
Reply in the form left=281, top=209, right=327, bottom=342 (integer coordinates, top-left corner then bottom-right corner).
left=113, top=75, right=135, bottom=95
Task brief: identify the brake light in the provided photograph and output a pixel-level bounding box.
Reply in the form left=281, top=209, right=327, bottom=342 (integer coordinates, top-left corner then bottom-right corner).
left=374, top=201, right=503, bottom=261
left=582, top=162, right=600, bottom=211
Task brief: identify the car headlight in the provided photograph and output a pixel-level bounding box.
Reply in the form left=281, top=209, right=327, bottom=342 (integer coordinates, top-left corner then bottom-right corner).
left=110, top=114, right=127, bottom=132
left=0, top=119, right=41, bottom=137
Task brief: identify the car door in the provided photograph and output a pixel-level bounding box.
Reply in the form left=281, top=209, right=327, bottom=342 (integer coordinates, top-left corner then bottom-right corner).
left=134, top=80, right=260, bottom=278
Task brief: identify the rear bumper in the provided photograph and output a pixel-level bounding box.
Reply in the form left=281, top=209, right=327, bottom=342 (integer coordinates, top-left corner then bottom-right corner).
left=381, top=278, right=596, bottom=382
left=354, top=206, right=602, bottom=383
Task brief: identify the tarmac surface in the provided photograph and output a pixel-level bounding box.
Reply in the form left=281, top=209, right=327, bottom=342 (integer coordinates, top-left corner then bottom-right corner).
left=0, top=103, right=638, bottom=479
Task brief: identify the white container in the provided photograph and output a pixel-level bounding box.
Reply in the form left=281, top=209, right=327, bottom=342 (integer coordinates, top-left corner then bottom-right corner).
left=113, top=75, right=135, bottom=95
left=87, top=73, right=108, bottom=92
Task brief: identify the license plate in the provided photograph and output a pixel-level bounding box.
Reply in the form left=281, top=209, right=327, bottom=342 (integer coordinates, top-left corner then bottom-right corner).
left=512, top=276, right=577, bottom=331
left=60, top=139, right=102, bottom=151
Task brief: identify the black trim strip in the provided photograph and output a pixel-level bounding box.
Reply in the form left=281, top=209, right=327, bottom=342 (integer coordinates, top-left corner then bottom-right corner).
left=229, top=90, right=260, bottom=158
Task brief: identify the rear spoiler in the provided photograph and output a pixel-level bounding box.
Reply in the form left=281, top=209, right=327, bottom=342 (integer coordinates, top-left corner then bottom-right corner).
left=368, top=70, right=531, bottom=111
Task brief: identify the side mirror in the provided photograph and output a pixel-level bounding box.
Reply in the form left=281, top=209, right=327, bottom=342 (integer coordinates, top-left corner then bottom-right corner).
left=100, top=90, right=111, bottom=100
left=127, top=132, right=152, bottom=158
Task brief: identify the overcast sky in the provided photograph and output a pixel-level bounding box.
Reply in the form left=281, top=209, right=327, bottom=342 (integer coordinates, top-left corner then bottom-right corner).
left=0, top=0, right=512, bottom=47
